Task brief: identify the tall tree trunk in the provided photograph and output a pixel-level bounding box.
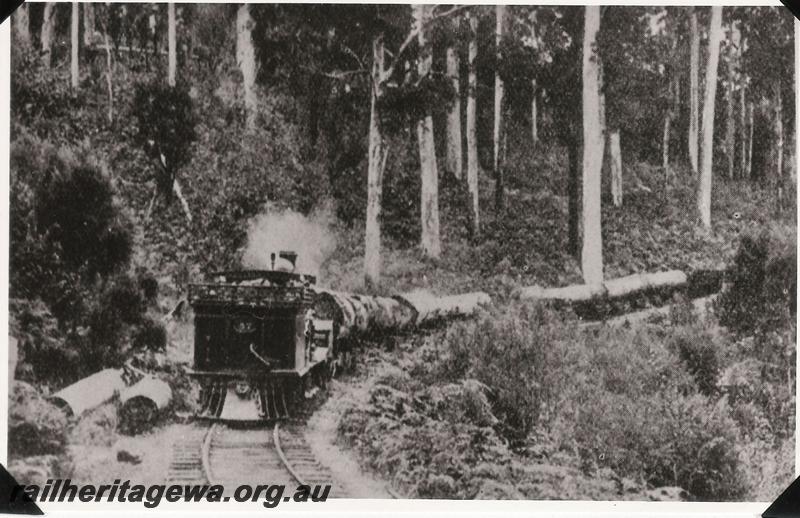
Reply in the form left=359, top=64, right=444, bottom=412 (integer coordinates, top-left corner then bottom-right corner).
left=83, top=3, right=95, bottom=47
left=663, top=73, right=678, bottom=185
left=774, top=79, right=784, bottom=211
left=663, top=111, right=671, bottom=176
left=598, top=63, right=606, bottom=139
left=237, top=4, right=258, bottom=130
left=746, top=100, right=754, bottom=180
left=41, top=3, right=56, bottom=68
left=794, top=19, right=799, bottom=186
left=582, top=6, right=603, bottom=285
left=13, top=4, right=30, bottom=45
left=467, top=12, right=480, bottom=238
left=414, top=6, right=441, bottom=259
left=365, top=37, right=388, bottom=287
left=103, top=18, right=114, bottom=124
left=531, top=80, right=539, bottom=146
left=493, top=5, right=507, bottom=211
left=725, top=82, right=735, bottom=179
left=739, top=85, right=747, bottom=179
left=567, top=138, right=580, bottom=259
left=609, top=130, right=623, bottom=207
left=697, top=6, right=723, bottom=230
left=167, top=3, right=176, bottom=87
left=688, top=8, right=700, bottom=174
left=446, top=45, right=463, bottom=179
left=71, top=2, right=79, bottom=90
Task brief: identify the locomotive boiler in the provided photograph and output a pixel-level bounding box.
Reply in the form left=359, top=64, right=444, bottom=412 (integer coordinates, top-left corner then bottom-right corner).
left=187, top=251, right=337, bottom=421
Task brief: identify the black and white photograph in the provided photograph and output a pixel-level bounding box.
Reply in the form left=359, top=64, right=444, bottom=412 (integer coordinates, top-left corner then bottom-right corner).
left=4, top=1, right=798, bottom=508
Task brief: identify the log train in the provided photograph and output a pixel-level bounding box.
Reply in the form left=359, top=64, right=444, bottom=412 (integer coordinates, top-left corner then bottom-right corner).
left=187, top=251, right=489, bottom=422
left=184, top=249, right=715, bottom=422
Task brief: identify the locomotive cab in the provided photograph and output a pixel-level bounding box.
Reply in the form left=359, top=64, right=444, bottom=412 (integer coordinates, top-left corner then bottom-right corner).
left=187, top=252, right=335, bottom=421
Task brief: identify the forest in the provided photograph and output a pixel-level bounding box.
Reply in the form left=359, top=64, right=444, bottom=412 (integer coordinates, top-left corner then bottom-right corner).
left=6, top=3, right=798, bottom=502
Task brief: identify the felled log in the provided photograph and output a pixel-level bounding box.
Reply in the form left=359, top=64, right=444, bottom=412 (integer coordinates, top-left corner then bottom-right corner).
left=518, top=270, right=688, bottom=302
left=394, top=290, right=492, bottom=327
left=313, top=289, right=490, bottom=338
left=118, top=377, right=172, bottom=435
left=51, top=369, right=127, bottom=417
left=313, top=290, right=416, bottom=338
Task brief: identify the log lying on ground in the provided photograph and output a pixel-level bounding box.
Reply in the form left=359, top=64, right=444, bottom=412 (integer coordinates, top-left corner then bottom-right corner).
left=518, top=270, right=688, bottom=302
left=314, top=289, right=490, bottom=338
left=118, top=377, right=172, bottom=435
left=394, top=290, right=492, bottom=327
left=51, top=369, right=127, bottom=417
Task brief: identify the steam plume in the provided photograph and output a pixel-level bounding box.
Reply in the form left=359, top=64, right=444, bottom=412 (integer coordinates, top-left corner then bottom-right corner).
left=241, top=206, right=336, bottom=277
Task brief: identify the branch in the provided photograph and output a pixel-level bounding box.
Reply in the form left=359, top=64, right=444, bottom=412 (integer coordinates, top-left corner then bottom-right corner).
left=431, top=4, right=469, bottom=21
left=340, top=43, right=366, bottom=71
left=304, top=67, right=367, bottom=80
left=382, top=4, right=470, bottom=83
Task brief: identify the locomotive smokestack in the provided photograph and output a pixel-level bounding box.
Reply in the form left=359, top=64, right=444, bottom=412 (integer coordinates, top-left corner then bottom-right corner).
left=270, top=253, right=276, bottom=270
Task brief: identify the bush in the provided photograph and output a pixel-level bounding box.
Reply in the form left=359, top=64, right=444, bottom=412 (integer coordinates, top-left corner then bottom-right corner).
left=666, top=312, right=722, bottom=396
left=131, top=81, right=197, bottom=197
left=11, top=43, right=81, bottom=141
left=132, top=318, right=168, bottom=352
left=386, top=302, right=754, bottom=500
left=718, top=230, right=797, bottom=337
left=431, top=304, right=555, bottom=438
left=9, top=299, right=78, bottom=387
left=36, top=164, right=133, bottom=279
left=83, top=275, right=157, bottom=373
left=11, top=133, right=135, bottom=330
left=8, top=382, right=69, bottom=458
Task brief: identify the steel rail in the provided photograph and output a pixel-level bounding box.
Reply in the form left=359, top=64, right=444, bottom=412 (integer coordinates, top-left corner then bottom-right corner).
left=273, top=422, right=308, bottom=487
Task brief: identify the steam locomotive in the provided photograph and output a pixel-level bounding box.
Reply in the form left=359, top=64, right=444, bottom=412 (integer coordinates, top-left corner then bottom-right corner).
left=187, top=251, right=338, bottom=421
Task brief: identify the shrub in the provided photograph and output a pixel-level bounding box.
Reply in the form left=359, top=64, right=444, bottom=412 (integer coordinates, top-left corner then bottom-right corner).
left=9, top=299, right=78, bottom=387
left=667, top=320, right=722, bottom=396
left=35, top=162, right=133, bottom=280
left=131, top=81, right=197, bottom=198
left=8, top=382, right=69, bottom=458
left=414, top=303, right=751, bottom=500
left=132, top=318, right=168, bottom=352
left=83, top=275, right=157, bottom=373
left=431, top=304, right=561, bottom=439
left=11, top=44, right=81, bottom=141
left=718, top=230, right=797, bottom=337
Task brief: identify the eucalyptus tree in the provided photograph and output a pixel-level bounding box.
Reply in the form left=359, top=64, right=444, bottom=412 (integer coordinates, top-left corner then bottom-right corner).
left=71, top=2, right=79, bottom=89
left=466, top=10, right=480, bottom=237
left=582, top=6, right=603, bottom=284
left=493, top=5, right=507, bottom=210
left=688, top=8, right=700, bottom=174
left=697, top=6, right=723, bottom=230
left=237, top=4, right=258, bottom=130
left=168, top=3, right=176, bottom=86
left=13, top=4, right=30, bottom=45
left=738, top=6, right=795, bottom=208
left=41, top=3, right=57, bottom=68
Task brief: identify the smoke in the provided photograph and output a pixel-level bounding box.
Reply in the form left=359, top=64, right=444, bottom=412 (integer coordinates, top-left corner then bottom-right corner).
left=241, top=206, right=336, bottom=277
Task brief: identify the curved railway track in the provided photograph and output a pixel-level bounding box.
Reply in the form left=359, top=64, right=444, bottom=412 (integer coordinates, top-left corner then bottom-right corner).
left=167, top=420, right=348, bottom=498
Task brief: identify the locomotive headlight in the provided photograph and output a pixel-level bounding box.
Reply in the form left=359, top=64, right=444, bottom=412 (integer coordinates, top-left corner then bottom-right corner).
left=234, top=381, right=250, bottom=397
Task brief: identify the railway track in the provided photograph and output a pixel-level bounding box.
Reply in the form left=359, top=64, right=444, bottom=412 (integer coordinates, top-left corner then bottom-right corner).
left=167, top=420, right=349, bottom=498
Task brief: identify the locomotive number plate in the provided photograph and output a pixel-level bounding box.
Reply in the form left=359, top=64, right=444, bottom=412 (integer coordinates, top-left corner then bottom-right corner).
left=233, top=318, right=257, bottom=334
